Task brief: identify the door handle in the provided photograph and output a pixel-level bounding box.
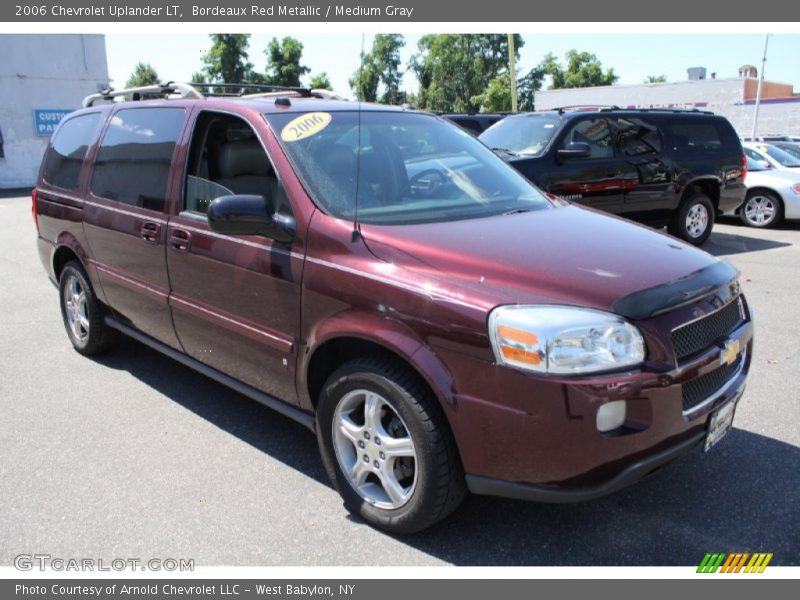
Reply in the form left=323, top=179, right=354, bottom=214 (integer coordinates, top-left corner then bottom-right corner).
left=169, top=229, right=192, bottom=253
left=140, top=222, right=160, bottom=244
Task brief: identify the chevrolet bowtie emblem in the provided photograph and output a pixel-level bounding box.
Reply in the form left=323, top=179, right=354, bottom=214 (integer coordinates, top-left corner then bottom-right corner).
left=720, top=339, right=741, bottom=366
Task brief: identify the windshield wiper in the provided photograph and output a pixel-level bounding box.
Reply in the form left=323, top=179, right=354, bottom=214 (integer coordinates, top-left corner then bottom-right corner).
left=502, top=208, right=535, bottom=216
left=491, top=147, right=519, bottom=156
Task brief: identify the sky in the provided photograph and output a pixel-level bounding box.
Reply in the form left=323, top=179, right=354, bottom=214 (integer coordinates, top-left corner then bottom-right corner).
left=105, top=33, right=800, bottom=99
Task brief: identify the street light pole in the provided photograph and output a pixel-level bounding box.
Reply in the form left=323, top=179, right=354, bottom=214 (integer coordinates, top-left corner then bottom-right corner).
left=508, top=33, right=518, bottom=113
left=751, top=34, right=770, bottom=140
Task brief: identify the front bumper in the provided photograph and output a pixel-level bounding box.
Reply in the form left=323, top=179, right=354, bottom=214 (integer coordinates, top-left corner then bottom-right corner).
left=437, top=300, right=753, bottom=501
left=466, top=428, right=707, bottom=502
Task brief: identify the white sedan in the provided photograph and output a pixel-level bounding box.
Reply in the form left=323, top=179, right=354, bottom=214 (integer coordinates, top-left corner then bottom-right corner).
left=727, top=151, right=800, bottom=228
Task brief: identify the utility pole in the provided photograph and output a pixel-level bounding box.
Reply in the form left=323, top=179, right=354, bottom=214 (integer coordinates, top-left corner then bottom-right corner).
left=751, top=34, right=770, bottom=140
left=508, top=33, right=518, bottom=113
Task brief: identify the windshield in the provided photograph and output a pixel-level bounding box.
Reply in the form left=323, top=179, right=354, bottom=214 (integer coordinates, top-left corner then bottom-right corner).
left=756, top=144, right=800, bottom=167
left=478, top=114, right=560, bottom=156
left=775, top=143, right=800, bottom=160
left=265, top=111, right=551, bottom=225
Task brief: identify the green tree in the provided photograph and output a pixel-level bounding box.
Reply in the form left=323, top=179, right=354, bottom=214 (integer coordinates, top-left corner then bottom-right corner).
left=410, top=34, right=523, bottom=112
left=517, top=65, right=546, bottom=111
left=540, top=50, right=618, bottom=89
left=264, top=36, right=310, bottom=87
left=201, top=34, right=254, bottom=85
left=309, top=72, right=332, bottom=90
left=473, top=75, right=512, bottom=112
left=349, top=34, right=406, bottom=104
left=190, top=71, right=207, bottom=84
left=645, top=74, right=667, bottom=83
left=349, top=52, right=381, bottom=102
left=125, top=62, right=159, bottom=88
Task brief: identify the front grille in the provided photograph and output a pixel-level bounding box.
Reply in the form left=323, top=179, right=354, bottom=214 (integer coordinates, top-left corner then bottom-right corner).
left=682, top=359, right=741, bottom=411
left=672, top=298, right=744, bottom=361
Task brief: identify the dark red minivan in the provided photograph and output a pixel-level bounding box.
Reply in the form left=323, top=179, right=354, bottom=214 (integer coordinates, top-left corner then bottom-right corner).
left=34, top=83, right=753, bottom=533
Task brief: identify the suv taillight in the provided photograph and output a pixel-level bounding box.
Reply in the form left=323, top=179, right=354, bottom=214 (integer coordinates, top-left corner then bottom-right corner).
left=31, top=188, right=38, bottom=231
left=742, top=154, right=748, bottom=182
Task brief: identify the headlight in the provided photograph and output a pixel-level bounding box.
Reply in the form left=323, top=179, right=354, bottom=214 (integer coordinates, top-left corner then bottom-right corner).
left=488, top=305, right=645, bottom=375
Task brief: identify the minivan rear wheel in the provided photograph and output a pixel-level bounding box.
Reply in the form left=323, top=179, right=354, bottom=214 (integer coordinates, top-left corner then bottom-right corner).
left=740, top=190, right=783, bottom=228
left=59, top=261, right=118, bottom=355
left=669, top=192, right=715, bottom=245
left=316, top=356, right=466, bottom=534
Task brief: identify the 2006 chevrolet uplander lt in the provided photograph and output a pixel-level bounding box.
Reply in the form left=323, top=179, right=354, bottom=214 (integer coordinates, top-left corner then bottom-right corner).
left=34, top=82, right=753, bottom=533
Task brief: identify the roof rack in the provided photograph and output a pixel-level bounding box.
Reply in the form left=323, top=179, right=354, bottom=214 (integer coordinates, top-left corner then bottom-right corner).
left=81, top=81, right=334, bottom=108
left=620, top=107, right=715, bottom=115
left=554, top=105, right=620, bottom=114
left=82, top=81, right=203, bottom=107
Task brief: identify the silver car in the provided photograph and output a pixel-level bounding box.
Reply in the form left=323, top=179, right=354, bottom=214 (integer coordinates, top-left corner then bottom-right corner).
left=728, top=150, right=800, bottom=227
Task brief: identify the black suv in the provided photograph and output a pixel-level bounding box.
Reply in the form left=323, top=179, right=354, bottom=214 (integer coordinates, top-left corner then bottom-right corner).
left=479, top=108, right=747, bottom=245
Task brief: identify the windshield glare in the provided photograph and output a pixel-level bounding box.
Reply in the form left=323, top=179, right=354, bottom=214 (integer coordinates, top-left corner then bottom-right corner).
left=478, top=114, right=560, bottom=156
left=265, top=111, right=551, bottom=225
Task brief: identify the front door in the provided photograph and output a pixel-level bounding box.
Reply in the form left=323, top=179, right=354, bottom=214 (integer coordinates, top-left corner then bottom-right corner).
left=546, top=117, right=627, bottom=214
left=165, top=110, right=303, bottom=403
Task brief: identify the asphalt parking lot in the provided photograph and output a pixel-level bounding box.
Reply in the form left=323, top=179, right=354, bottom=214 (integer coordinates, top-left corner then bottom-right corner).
left=1, top=192, right=798, bottom=566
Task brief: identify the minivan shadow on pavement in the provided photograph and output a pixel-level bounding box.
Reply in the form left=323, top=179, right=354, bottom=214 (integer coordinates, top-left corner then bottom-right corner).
left=93, top=337, right=799, bottom=566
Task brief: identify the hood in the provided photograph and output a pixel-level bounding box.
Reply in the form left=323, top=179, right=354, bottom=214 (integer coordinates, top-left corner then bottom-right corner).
left=359, top=204, right=725, bottom=316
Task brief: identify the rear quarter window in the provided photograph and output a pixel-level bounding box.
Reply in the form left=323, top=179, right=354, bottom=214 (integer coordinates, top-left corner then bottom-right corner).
left=90, top=107, right=185, bottom=211
left=42, top=112, right=101, bottom=190
left=668, top=118, right=739, bottom=156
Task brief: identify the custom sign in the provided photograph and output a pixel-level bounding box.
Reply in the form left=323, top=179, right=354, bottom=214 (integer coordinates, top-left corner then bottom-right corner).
left=33, top=109, right=74, bottom=136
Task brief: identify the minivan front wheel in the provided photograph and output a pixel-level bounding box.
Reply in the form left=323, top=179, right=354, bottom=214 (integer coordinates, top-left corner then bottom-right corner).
left=59, top=261, right=118, bottom=355
left=669, top=192, right=715, bottom=245
left=316, top=356, right=466, bottom=533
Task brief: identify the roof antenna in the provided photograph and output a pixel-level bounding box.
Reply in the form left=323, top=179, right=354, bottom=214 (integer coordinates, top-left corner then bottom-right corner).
left=352, top=33, right=366, bottom=242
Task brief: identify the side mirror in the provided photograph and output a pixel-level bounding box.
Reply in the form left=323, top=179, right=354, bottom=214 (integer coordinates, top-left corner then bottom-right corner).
left=756, top=160, right=772, bottom=170
left=557, top=142, right=592, bottom=160
left=207, top=194, right=295, bottom=243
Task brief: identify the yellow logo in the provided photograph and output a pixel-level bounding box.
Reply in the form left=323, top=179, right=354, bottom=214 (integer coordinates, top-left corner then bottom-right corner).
left=280, top=112, right=332, bottom=142
left=720, top=339, right=740, bottom=366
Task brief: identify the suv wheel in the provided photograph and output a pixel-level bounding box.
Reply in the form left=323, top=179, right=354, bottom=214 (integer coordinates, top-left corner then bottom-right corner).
left=669, top=192, right=715, bottom=245
left=59, top=261, right=118, bottom=355
left=740, top=190, right=783, bottom=228
left=316, top=356, right=466, bottom=534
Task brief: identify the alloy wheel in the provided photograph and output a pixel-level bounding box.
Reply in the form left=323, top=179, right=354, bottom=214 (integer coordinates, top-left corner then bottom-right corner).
left=63, top=273, right=90, bottom=342
left=332, top=389, right=418, bottom=509
left=685, top=203, right=709, bottom=238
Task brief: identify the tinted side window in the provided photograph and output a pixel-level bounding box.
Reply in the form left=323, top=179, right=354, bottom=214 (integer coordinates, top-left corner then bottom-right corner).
left=616, top=117, right=663, bottom=156
left=669, top=118, right=737, bottom=155
left=561, top=118, right=613, bottom=158
left=42, top=113, right=101, bottom=190
left=90, top=108, right=185, bottom=211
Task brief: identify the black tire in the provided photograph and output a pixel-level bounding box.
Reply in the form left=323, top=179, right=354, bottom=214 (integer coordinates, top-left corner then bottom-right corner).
left=316, top=355, right=466, bottom=534
left=739, top=189, right=784, bottom=228
left=668, top=192, right=715, bottom=245
left=58, top=260, right=118, bottom=356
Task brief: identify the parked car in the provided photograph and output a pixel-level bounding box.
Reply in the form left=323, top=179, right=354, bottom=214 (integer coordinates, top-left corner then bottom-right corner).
left=741, top=134, right=800, bottom=143
left=441, top=113, right=507, bottom=136
left=479, top=108, right=747, bottom=245
left=742, top=141, right=800, bottom=171
left=770, top=141, right=800, bottom=161
left=34, top=83, right=753, bottom=533
left=728, top=151, right=800, bottom=227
